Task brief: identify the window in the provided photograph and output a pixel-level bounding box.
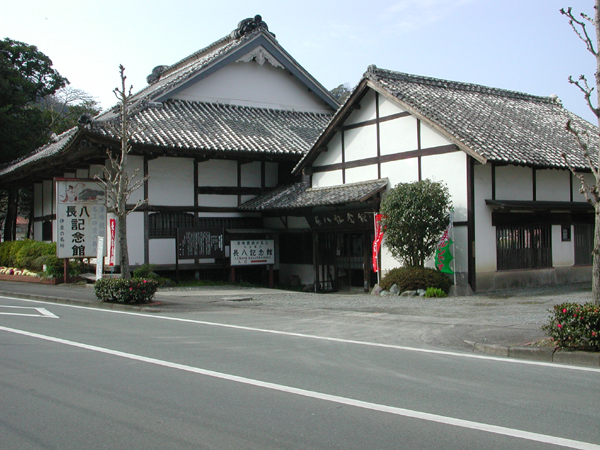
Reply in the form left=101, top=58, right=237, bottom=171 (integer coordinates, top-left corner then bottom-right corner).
left=279, top=232, right=313, bottom=264
left=42, top=221, right=52, bottom=241
left=574, top=223, right=593, bottom=265
left=496, top=223, right=552, bottom=270
left=148, top=212, right=195, bottom=238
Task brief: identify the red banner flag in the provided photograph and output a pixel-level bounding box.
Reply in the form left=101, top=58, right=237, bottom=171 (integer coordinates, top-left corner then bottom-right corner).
left=372, top=214, right=385, bottom=272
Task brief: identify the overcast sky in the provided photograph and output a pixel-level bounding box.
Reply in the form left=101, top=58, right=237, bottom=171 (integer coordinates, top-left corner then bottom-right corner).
left=1, top=0, right=596, bottom=122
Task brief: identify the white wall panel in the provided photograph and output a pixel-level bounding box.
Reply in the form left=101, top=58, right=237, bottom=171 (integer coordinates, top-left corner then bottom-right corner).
left=345, top=165, right=378, bottom=184
left=173, top=56, right=331, bottom=113
left=197, top=159, right=237, bottom=186
left=265, top=162, right=278, bottom=187
left=421, top=152, right=468, bottom=222
left=378, top=96, right=405, bottom=118
left=380, top=159, right=419, bottom=186
left=380, top=116, right=418, bottom=155
left=241, top=161, right=261, bottom=187
left=344, top=126, right=377, bottom=162
left=420, top=122, right=452, bottom=149
left=198, top=194, right=238, bottom=207
left=126, top=155, right=145, bottom=204
left=33, top=183, right=43, bottom=217
left=43, top=180, right=53, bottom=215
left=573, top=172, right=594, bottom=202
left=312, top=170, right=343, bottom=187
left=553, top=225, right=574, bottom=267
left=148, top=157, right=194, bottom=206
left=536, top=169, right=570, bottom=201
left=314, top=133, right=342, bottom=166
left=495, top=165, right=532, bottom=201
left=474, top=164, right=496, bottom=272
left=345, top=90, right=377, bottom=124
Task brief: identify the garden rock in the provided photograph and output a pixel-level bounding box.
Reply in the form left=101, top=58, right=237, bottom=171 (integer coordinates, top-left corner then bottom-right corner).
left=380, top=290, right=390, bottom=297
left=371, top=284, right=382, bottom=296
left=400, top=290, right=418, bottom=297
left=417, top=289, right=426, bottom=297
left=390, top=284, right=400, bottom=296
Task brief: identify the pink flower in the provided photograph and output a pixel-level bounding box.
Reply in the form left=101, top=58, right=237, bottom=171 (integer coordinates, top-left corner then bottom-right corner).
left=562, top=309, right=567, bottom=313
left=129, top=287, right=133, bottom=291
left=143, top=279, right=147, bottom=283
left=557, top=324, right=562, bottom=328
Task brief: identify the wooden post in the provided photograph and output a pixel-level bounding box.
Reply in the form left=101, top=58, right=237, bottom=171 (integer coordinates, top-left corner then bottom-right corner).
left=268, top=264, right=273, bottom=288
left=230, top=266, right=235, bottom=283
left=63, top=258, right=69, bottom=284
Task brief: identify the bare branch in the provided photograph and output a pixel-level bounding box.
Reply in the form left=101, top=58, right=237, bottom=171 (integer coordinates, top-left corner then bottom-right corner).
left=561, top=7, right=598, bottom=56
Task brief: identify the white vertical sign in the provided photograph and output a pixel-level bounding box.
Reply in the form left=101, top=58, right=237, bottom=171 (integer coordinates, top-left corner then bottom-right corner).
left=96, top=236, right=104, bottom=281
left=55, top=179, right=107, bottom=259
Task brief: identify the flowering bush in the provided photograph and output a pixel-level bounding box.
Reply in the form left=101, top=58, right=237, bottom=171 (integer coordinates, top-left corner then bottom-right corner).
left=94, top=278, right=159, bottom=303
left=0, top=266, right=39, bottom=277
left=541, top=302, right=600, bottom=351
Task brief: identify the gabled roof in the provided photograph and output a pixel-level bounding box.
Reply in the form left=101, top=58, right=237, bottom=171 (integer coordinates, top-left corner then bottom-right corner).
left=239, top=178, right=388, bottom=211
left=295, top=65, right=599, bottom=174
left=99, top=15, right=338, bottom=118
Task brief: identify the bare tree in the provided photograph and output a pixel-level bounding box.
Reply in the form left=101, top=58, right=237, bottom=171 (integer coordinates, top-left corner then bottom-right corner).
left=561, top=2, right=600, bottom=304
left=94, top=65, right=147, bottom=279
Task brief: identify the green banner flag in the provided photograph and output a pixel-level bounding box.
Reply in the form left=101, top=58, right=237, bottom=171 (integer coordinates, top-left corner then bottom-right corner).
left=435, top=226, right=454, bottom=275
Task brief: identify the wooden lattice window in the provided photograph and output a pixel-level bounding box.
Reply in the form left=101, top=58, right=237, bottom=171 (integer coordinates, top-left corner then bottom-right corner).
left=496, top=223, right=552, bottom=271
left=148, top=212, right=195, bottom=238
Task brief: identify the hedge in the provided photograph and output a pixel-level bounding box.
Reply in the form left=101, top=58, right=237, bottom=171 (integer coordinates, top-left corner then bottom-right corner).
left=94, top=278, right=159, bottom=303
left=542, top=302, right=600, bottom=351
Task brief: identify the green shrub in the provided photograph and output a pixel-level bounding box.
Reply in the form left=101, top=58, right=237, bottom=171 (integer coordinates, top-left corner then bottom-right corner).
left=424, top=287, right=447, bottom=298
left=380, top=266, right=452, bottom=294
left=94, top=278, right=159, bottom=303
left=541, top=302, right=600, bottom=351
left=0, top=240, right=27, bottom=267
left=15, top=240, right=55, bottom=270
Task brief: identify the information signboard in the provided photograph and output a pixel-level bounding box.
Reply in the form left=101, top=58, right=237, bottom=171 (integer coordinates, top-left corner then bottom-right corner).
left=231, top=240, right=275, bottom=266
left=177, top=228, right=224, bottom=260
left=55, top=179, right=107, bottom=259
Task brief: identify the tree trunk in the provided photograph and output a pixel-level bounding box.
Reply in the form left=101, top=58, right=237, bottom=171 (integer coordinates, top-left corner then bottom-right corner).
left=3, top=188, right=18, bottom=242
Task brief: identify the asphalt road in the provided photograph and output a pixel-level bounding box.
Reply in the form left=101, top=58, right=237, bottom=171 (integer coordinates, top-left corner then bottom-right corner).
left=1, top=294, right=599, bottom=450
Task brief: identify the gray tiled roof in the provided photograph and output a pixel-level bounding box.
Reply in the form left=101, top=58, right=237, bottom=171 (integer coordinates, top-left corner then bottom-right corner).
left=366, top=66, right=598, bottom=169
left=94, top=99, right=331, bottom=156
left=240, top=178, right=388, bottom=211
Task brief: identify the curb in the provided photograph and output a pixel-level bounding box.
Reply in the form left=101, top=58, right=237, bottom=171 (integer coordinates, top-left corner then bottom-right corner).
left=465, top=340, right=600, bottom=367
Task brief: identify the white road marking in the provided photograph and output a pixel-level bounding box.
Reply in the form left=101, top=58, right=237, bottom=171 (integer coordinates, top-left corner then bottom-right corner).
left=1, top=295, right=599, bottom=373
left=0, top=305, right=58, bottom=318
left=0, top=324, right=597, bottom=450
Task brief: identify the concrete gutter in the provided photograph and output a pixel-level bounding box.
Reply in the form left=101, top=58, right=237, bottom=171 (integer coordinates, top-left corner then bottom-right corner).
left=465, top=340, right=600, bottom=367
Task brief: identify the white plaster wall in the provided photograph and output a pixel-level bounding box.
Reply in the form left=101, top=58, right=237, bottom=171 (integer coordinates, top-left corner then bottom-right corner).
left=34, top=222, right=42, bottom=241
left=421, top=152, right=468, bottom=222
left=241, top=161, right=261, bottom=187
left=287, top=216, right=309, bottom=229
left=420, top=122, right=453, bottom=149
left=63, top=172, right=75, bottom=178
left=536, top=169, right=570, bottom=201
left=126, top=155, right=145, bottom=204
left=148, top=157, right=194, bottom=206
left=43, top=180, right=53, bottom=216
left=33, top=183, right=42, bottom=217
left=197, top=159, right=237, bottom=186
left=344, top=126, right=377, bottom=162
left=312, top=170, right=343, bottom=188
left=380, top=115, right=418, bottom=155
left=495, top=165, right=533, bottom=201
left=240, top=195, right=255, bottom=204
left=126, top=212, right=144, bottom=266
left=173, top=55, right=332, bottom=113
left=314, top=133, right=343, bottom=166
left=474, top=164, right=497, bottom=273
left=265, top=162, right=277, bottom=187
left=379, top=95, right=406, bottom=118
left=345, top=90, right=377, bottom=125
left=380, top=159, right=419, bottom=185
left=76, top=168, right=88, bottom=179
left=553, top=224, right=574, bottom=267
left=345, top=165, right=378, bottom=184
left=198, top=194, right=238, bottom=207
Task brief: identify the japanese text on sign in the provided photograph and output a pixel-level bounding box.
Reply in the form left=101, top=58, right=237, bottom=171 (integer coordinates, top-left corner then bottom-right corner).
left=231, top=240, right=275, bottom=266
left=177, top=228, right=224, bottom=260
left=55, top=179, right=107, bottom=259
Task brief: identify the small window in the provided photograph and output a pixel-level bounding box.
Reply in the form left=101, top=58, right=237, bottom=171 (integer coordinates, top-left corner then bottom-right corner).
left=42, top=221, right=52, bottom=241
left=561, top=225, right=571, bottom=242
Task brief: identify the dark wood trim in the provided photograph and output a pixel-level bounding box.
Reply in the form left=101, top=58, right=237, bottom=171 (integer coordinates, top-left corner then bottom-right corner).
left=417, top=119, right=422, bottom=181
left=33, top=214, right=56, bottom=222
left=569, top=172, right=575, bottom=201
left=144, top=156, right=150, bottom=265
left=341, top=130, right=346, bottom=184
left=312, top=144, right=459, bottom=174
left=453, top=221, right=468, bottom=227
left=467, top=156, right=476, bottom=291
left=340, top=111, right=411, bottom=131
left=196, top=186, right=263, bottom=196
left=134, top=204, right=241, bottom=213
left=375, top=93, right=381, bottom=179
left=491, top=163, right=496, bottom=200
